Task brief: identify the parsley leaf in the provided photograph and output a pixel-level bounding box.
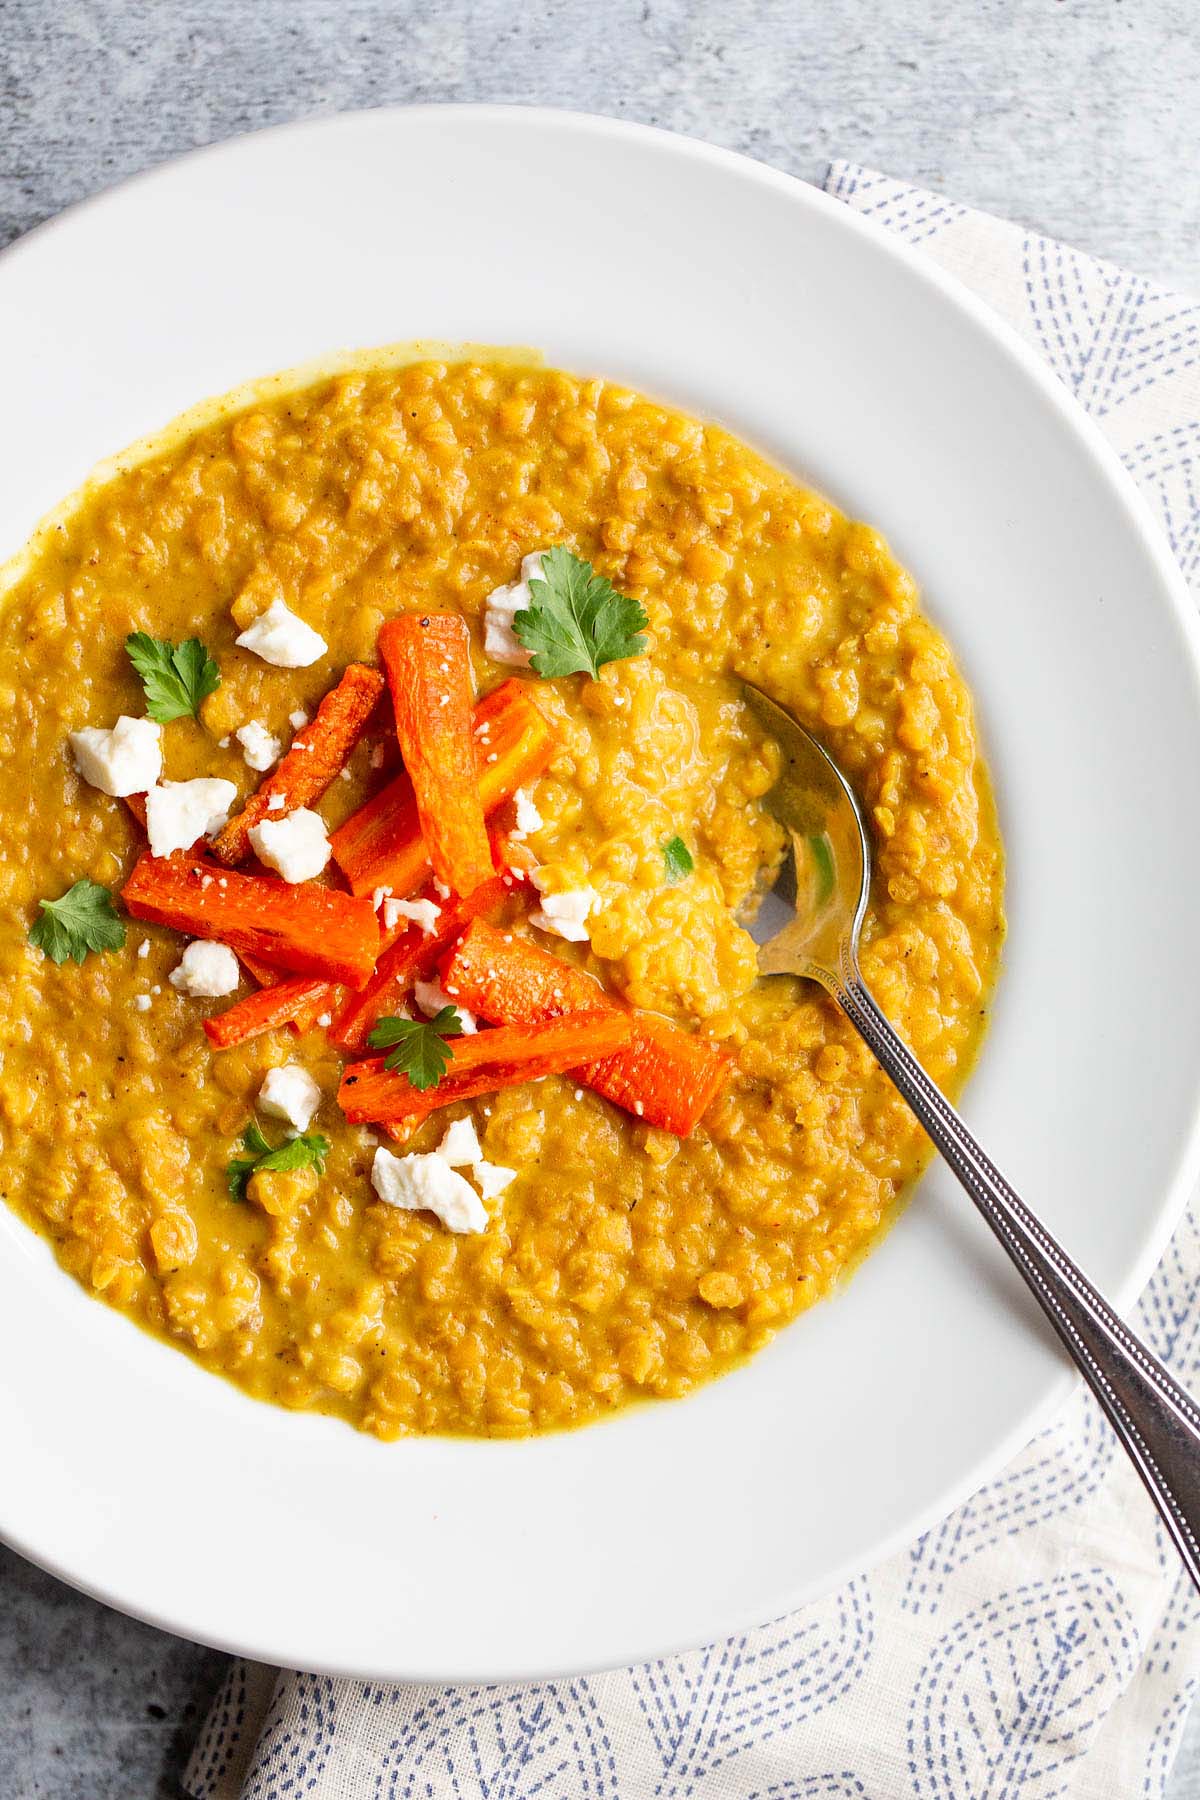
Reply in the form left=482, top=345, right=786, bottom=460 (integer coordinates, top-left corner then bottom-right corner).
left=226, top=1120, right=330, bottom=1201
left=662, top=836, right=694, bottom=883
left=126, top=632, right=221, bottom=723
left=29, top=878, right=125, bottom=965
left=367, top=1006, right=465, bottom=1091
left=514, top=547, right=648, bottom=680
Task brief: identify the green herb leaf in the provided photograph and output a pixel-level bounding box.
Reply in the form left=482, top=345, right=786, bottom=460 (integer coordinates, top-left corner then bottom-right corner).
left=367, top=1006, right=465, bottom=1091
left=662, top=835, right=694, bottom=884
left=29, top=878, right=125, bottom=965
left=126, top=632, right=221, bottom=723
left=513, top=547, right=648, bottom=680
left=226, top=1120, right=329, bottom=1201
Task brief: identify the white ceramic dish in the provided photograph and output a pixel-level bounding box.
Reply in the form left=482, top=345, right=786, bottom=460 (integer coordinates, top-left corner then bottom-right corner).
left=1, top=106, right=1199, bottom=1682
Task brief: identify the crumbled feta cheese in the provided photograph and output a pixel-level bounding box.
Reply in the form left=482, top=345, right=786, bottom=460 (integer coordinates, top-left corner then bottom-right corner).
left=512, top=787, right=544, bottom=838
left=133, top=993, right=152, bottom=1012
left=235, top=720, right=282, bottom=772
left=218, top=735, right=231, bottom=749
left=145, top=778, right=237, bottom=858
left=473, top=1160, right=518, bottom=1202
left=483, top=550, right=547, bottom=666
left=259, top=1062, right=322, bottom=1132
left=289, top=710, right=309, bottom=731
left=529, top=871, right=598, bottom=943
left=384, top=896, right=441, bottom=936
left=371, top=887, right=393, bottom=911
left=370, top=1147, right=488, bottom=1234
left=317, top=1012, right=332, bottom=1029
left=414, top=977, right=477, bottom=1034
left=235, top=598, right=327, bottom=668
left=137, top=938, right=150, bottom=960
left=249, top=808, right=331, bottom=883
left=432, top=879, right=451, bottom=901
left=69, top=715, right=162, bottom=796
left=169, top=939, right=240, bottom=998
left=266, top=792, right=285, bottom=811
left=437, top=1117, right=484, bottom=1166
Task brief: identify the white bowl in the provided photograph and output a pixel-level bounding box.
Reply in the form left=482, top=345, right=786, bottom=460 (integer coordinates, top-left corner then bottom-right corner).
left=1, top=106, right=1199, bottom=1682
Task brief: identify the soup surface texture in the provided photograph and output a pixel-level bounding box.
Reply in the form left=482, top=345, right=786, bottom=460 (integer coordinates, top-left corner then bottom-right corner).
left=0, top=358, right=1003, bottom=1437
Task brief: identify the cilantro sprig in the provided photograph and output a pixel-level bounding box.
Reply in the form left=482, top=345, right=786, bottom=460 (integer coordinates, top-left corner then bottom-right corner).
left=514, top=547, right=648, bottom=680
left=367, top=1006, right=465, bottom=1091
left=126, top=632, right=221, bottom=723
left=226, top=1121, right=330, bottom=1201
left=29, top=878, right=125, bottom=965
left=662, top=836, right=694, bottom=884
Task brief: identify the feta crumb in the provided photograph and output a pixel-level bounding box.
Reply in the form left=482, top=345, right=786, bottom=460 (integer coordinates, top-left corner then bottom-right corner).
left=512, top=787, right=544, bottom=838
left=473, top=1160, right=518, bottom=1202
left=289, top=710, right=309, bottom=731
left=574, top=1087, right=584, bottom=1101
left=529, top=871, right=598, bottom=944
left=169, top=939, right=240, bottom=998
left=266, top=792, right=285, bottom=811
left=249, top=808, right=331, bottom=883
left=235, top=598, right=327, bottom=668
left=437, top=1116, right=484, bottom=1166
left=371, top=887, right=393, bottom=912
left=482, top=550, right=547, bottom=666
left=414, top=977, right=477, bottom=1034
left=218, top=735, right=231, bottom=749
left=371, top=1147, right=488, bottom=1234
left=432, top=880, right=451, bottom=901
left=317, top=1012, right=332, bottom=1029
left=69, top=715, right=162, bottom=796
left=235, top=720, right=282, bottom=772
left=133, top=993, right=152, bottom=1012
left=259, top=1062, right=322, bottom=1132
left=137, top=938, right=150, bottom=960
left=384, top=896, right=441, bottom=936
left=145, top=778, right=237, bottom=858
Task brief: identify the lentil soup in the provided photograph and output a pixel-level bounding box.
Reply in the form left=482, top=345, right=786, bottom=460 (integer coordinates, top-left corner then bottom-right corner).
left=1, top=356, right=1003, bottom=1438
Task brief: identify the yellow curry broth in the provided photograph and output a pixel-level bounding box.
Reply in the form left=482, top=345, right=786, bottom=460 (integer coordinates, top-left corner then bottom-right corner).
left=0, top=359, right=1003, bottom=1436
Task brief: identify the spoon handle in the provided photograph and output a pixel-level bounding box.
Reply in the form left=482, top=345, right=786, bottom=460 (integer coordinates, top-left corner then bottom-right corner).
left=830, top=966, right=1200, bottom=1592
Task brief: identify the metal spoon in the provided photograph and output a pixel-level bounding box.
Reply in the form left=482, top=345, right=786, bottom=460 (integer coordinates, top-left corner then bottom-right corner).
left=742, top=679, right=1200, bottom=1587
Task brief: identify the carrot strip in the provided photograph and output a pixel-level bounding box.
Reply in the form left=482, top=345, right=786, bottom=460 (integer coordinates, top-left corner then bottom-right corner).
left=338, top=1014, right=632, bottom=1129
left=329, top=875, right=509, bottom=1053
left=441, top=920, right=730, bottom=1136
left=378, top=613, right=492, bottom=897
left=329, top=679, right=555, bottom=898
left=204, top=975, right=335, bottom=1050
left=122, top=794, right=339, bottom=1025
left=122, top=853, right=379, bottom=989
left=211, top=663, right=385, bottom=866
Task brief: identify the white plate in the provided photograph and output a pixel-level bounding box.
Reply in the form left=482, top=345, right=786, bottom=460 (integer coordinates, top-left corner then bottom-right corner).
left=1, top=106, right=1199, bottom=1683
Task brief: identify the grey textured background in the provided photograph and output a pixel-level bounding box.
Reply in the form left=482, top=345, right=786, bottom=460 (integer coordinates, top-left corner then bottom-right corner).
left=2, top=1, right=1199, bottom=1794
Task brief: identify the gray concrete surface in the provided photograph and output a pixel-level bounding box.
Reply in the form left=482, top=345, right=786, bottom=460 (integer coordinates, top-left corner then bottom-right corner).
left=2, top=1, right=1199, bottom=1793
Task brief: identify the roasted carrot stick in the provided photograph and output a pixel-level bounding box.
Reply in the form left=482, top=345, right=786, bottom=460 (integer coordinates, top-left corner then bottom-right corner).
left=122, top=853, right=379, bottom=989
left=204, top=975, right=336, bottom=1049
left=378, top=613, right=492, bottom=897
left=329, top=679, right=555, bottom=898
left=123, top=795, right=338, bottom=1024
left=337, top=1013, right=632, bottom=1129
left=210, top=663, right=385, bottom=866
left=329, top=875, right=509, bottom=1053
left=441, top=920, right=730, bottom=1136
